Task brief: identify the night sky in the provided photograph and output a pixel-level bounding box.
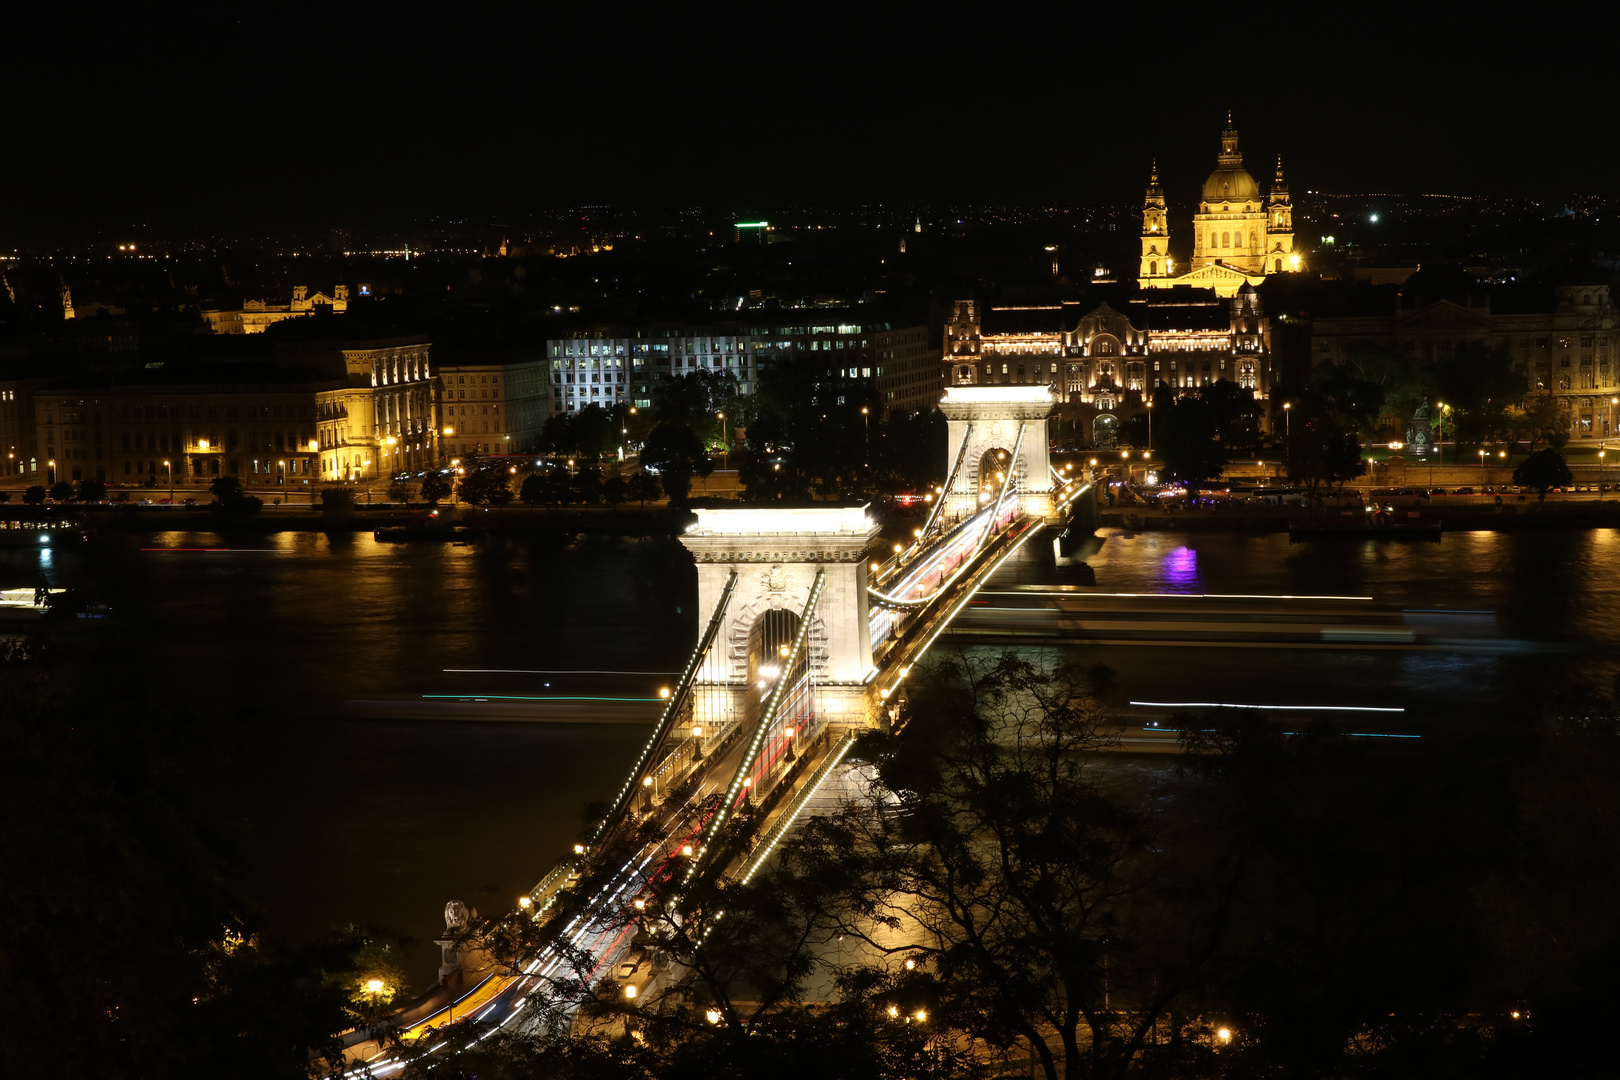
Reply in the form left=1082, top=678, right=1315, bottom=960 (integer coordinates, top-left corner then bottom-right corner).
left=6, top=7, right=1610, bottom=239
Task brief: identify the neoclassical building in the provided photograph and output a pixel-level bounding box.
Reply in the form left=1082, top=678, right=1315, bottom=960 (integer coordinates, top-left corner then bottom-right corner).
left=1139, top=114, right=1300, bottom=297
left=944, top=289, right=1274, bottom=408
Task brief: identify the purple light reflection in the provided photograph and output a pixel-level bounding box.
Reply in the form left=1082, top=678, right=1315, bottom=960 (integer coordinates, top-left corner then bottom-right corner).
left=1160, top=545, right=1200, bottom=591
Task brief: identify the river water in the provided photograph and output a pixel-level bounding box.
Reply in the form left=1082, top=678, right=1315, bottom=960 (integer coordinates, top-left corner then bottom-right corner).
left=23, top=525, right=1620, bottom=986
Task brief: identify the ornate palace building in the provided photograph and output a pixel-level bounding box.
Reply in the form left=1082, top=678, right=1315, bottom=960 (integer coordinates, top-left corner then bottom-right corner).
left=944, top=288, right=1274, bottom=439
left=1139, top=114, right=1300, bottom=298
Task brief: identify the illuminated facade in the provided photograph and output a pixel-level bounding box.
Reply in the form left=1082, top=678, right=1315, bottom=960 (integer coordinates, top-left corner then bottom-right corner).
left=270, top=330, right=438, bottom=481
left=944, top=291, right=1273, bottom=407
left=1139, top=114, right=1298, bottom=298
left=547, top=315, right=938, bottom=418
left=32, top=371, right=331, bottom=490
left=205, top=285, right=352, bottom=335
left=437, top=360, right=550, bottom=459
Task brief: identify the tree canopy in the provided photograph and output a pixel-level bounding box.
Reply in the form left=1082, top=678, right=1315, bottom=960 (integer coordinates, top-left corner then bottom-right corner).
left=1513, top=448, right=1573, bottom=501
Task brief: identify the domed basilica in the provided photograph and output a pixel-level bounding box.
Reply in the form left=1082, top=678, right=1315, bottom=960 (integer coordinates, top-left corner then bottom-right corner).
left=1138, top=113, right=1299, bottom=297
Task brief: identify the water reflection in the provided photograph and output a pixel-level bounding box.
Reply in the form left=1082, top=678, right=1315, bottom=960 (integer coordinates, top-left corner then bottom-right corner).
left=15, top=524, right=1620, bottom=988
left=1160, top=545, right=1200, bottom=591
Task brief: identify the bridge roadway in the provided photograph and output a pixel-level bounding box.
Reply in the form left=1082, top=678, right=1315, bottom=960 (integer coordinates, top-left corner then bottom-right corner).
left=337, top=498, right=1056, bottom=1075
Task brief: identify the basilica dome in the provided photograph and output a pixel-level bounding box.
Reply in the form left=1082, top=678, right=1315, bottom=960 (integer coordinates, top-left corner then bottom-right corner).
left=1202, top=165, right=1260, bottom=203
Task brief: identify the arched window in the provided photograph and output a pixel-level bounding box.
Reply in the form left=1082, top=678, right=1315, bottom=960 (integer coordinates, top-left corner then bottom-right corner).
left=1210, top=230, right=1219, bottom=248
left=1221, top=232, right=1230, bottom=247
left=1276, top=259, right=1283, bottom=272
left=1233, top=231, right=1244, bottom=248
left=1250, top=230, right=1259, bottom=249
left=1149, top=261, right=1157, bottom=276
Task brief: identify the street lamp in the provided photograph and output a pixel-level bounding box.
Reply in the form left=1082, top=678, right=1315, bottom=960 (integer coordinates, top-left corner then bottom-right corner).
left=163, top=458, right=172, bottom=502
left=1282, top=401, right=1291, bottom=470
left=1146, top=398, right=1154, bottom=459
left=861, top=406, right=870, bottom=467
left=1434, top=402, right=1447, bottom=462
left=717, top=411, right=728, bottom=470
left=1478, top=447, right=1487, bottom=483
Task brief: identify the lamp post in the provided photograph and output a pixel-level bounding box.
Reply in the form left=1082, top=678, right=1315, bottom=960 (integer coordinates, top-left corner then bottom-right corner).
left=1434, top=402, right=1446, bottom=463
left=717, top=411, right=728, bottom=471
left=1478, top=447, right=1487, bottom=484
left=1147, top=399, right=1154, bottom=460
left=163, top=459, right=172, bottom=502
left=47, top=458, right=55, bottom=487
left=861, top=406, right=870, bottom=467
left=1282, top=401, right=1291, bottom=472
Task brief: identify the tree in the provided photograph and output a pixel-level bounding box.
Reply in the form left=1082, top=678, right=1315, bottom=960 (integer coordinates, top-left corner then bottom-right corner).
left=1512, top=395, right=1570, bottom=451
left=518, top=472, right=548, bottom=507
left=1201, top=378, right=1264, bottom=452
left=386, top=478, right=411, bottom=504
left=1288, top=409, right=1367, bottom=495
left=571, top=466, right=604, bottom=506
left=1513, top=448, right=1573, bottom=502
left=458, top=460, right=515, bottom=506
left=602, top=475, right=629, bottom=511
left=1179, top=712, right=1511, bottom=1077
left=22, top=485, right=44, bottom=506
left=627, top=470, right=663, bottom=508
left=419, top=470, right=454, bottom=505
left=1430, top=342, right=1527, bottom=452
left=1343, top=340, right=1429, bottom=422
left=795, top=654, right=1234, bottom=1080
left=209, top=475, right=263, bottom=514
left=1153, top=392, right=1227, bottom=483
left=0, top=643, right=364, bottom=1078
left=652, top=368, right=739, bottom=438
left=49, top=480, right=73, bottom=501
left=77, top=478, right=107, bottom=502
left=640, top=421, right=708, bottom=505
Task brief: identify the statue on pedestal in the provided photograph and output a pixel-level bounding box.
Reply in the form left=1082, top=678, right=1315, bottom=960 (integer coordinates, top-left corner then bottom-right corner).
left=1408, top=399, right=1433, bottom=454
left=436, top=900, right=473, bottom=988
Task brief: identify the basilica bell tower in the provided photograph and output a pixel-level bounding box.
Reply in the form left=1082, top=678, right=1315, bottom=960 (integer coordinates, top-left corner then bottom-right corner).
left=1138, top=160, right=1170, bottom=288
left=1265, top=155, right=1298, bottom=274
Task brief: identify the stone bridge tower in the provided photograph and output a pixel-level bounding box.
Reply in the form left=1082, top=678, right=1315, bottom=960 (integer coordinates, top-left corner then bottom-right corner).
left=679, top=504, right=882, bottom=729
left=938, top=384, right=1058, bottom=522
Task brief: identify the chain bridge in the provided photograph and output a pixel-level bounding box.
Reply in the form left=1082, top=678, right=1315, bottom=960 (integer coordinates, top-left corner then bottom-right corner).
left=342, top=385, right=1095, bottom=1073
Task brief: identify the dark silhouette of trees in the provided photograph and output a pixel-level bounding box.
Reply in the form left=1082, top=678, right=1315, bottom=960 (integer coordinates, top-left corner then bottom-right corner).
left=1430, top=342, right=1526, bottom=452
left=0, top=643, right=366, bottom=1078
left=457, top=460, right=515, bottom=506
left=209, top=476, right=263, bottom=514
left=1151, top=390, right=1228, bottom=483
left=419, top=470, right=453, bottom=505
left=1512, top=395, right=1570, bottom=451
left=627, top=470, right=663, bottom=508
left=1513, top=448, right=1573, bottom=501
left=640, top=422, right=710, bottom=505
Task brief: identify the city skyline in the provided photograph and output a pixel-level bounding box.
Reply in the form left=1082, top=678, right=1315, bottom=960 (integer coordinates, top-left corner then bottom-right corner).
left=7, top=11, right=1614, bottom=241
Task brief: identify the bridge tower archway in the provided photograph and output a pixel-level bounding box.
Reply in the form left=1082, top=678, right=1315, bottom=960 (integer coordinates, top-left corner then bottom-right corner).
left=939, top=385, right=1057, bottom=522
left=968, top=446, right=1022, bottom=501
